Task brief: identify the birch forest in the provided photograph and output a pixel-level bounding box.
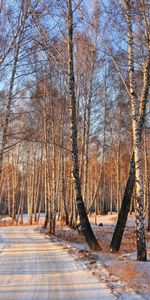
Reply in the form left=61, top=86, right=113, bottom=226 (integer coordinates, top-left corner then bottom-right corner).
left=0, top=0, right=150, bottom=263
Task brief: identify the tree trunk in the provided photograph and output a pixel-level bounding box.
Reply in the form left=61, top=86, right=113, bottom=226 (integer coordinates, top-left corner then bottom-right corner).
left=110, top=175, right=113, bottom=214
left=116, top=140, right=121, bottom=214
left=126, top=1, right=147, bottom=261
left=110, top=1, right=150, bottom=253
left=27, top=171, right=33, bottom=225
left=51, top=108, right=57, bottom=234
left=66, top=0, right=100, bottom=251
left=61, top=144, right=69, bottom=225
left=111, top=0, right=147, bottom=261
left=43, top=103, right=48, bottom=228
left=144, top=129, right=150, bottom=231
left=110, top=153, right=135, bottom=252
left=143, top=129, right=149, bottom=214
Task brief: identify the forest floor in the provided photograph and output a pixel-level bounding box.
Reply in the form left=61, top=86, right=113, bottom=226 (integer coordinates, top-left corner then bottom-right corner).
left=0, top=214, right=150, bottom=299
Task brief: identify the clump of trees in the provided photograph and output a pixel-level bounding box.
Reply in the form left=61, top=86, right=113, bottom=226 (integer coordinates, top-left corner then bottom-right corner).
left=0, top=0, right=150, bottom=260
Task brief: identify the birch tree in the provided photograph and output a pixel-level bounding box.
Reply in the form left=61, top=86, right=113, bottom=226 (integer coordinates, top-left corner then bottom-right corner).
left=110, top=0, right=150, bottom=255
left=66, top=0, right=100, bottom=251
left=126, top=0, right=147, bottom=260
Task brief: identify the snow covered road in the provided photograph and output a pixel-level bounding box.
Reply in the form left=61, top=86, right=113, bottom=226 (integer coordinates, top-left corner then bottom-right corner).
left=0, top=226, right=114, bottom=300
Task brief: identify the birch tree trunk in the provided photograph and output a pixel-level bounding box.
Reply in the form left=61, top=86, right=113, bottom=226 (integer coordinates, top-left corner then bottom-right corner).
left=127, top=9, right=146, bottom=259
left=12, top=145, right=19, bottom=223
left=111, top=0, right=147, bottom=260
left=12, top=163, right=17, bottom=223
left=61, top=132, right=69, bottom=225
left=110, top=175, right=113, bottom=214
left=20, top=170, right=25, bottom=225
left=27, top=171, right=33, bottom=225
left=43, top=102, right=49, bottom=228
left=110, top=4, right=150, bottom=253
left=144, top=129, right=150, bottom=231
left=66, top=0, right=100, bottom=250
left=51, top=108, right=57, bottom=234
left=143, top=129, right=149, bottom=215
left=33, top=168, right=41, bottom=223
left=37, top=164, right=44, bottom=223
left=116, top=140, right=121, bottom=214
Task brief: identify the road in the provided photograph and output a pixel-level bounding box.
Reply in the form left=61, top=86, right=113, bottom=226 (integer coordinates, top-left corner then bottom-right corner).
left=0, top=226, right=114, bottom=300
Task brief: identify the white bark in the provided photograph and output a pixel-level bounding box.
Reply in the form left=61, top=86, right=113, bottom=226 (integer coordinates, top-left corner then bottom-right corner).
left=125, top=0, right=147, bottom=261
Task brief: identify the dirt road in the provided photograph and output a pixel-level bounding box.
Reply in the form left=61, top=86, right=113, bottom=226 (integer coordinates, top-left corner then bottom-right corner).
left=0, top=226, right=114, bottom=300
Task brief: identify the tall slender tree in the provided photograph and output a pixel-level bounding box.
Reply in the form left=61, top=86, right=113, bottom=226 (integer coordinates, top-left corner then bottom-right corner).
left=110, top=0, right=150, bottom=255
left=66, top=0, right=100, bottom=251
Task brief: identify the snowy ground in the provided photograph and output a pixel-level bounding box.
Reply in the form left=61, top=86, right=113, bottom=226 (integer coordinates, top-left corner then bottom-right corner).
left=0, top=225, right=114, bottom=300
left=1, top=214, right=150, bottom=299
left=55, top=214, right=150, bottom=300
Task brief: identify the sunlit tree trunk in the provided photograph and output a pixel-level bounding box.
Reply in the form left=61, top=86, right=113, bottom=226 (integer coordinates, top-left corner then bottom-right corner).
left=50, top=106, right=57, bottom=234
left=37, top=164, right=44, bottom=223
left=12, top=146, right=19, bottom=223
left=144, top=129, right=150, bottom=231
left=111, top=0, right=147, bottom=261
left=110, top=175, right=113, bottom=214
left=43, top=102, right=49, bottom=228
left=33, top=156, right=41, bottom=223
left=110, top=1, right=150, bottom=254
left=66, top=0, right=100, bottom=250
left=27, top=172, right=33, bottom=225
left=27, top=149, right=33, bottom=225
left=143, top=129, right=149, bottom=214
left=20, top=179, right=24, bottom=225
left=61, top=131, right=69, bottom=224
left=12, top=164, right=17, bottom=223
left=116, top=139, right=121, bottom=214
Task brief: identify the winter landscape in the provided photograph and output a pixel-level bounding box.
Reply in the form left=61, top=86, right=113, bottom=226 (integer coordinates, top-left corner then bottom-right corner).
left=0, top=0, right=150, bottom=299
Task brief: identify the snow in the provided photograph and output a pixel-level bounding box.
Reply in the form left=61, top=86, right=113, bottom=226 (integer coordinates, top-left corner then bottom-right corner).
left=1, top=213, right=150, bottom=299
left=55, top=214, right=150, bottom=299
left=0, top=225, right=114, bottom=300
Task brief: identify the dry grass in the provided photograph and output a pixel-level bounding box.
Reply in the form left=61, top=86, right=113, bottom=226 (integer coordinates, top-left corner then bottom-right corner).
left=56, top=226, right=84, bottom=243
left=55, top=215, right=150, bottom=255
left=108, top=263, right=136, bottom=282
